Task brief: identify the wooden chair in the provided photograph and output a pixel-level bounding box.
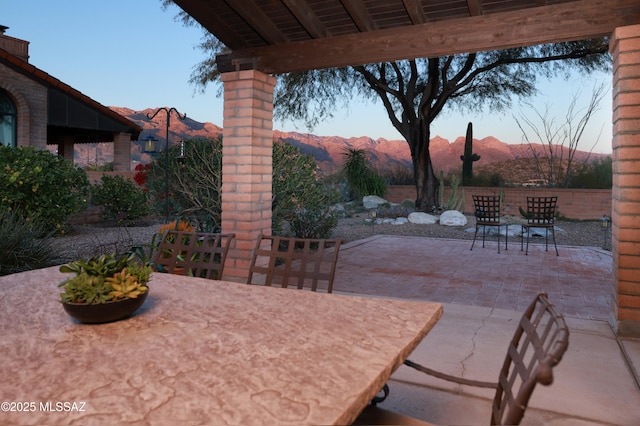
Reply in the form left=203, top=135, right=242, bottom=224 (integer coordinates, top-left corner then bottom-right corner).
left=153, top=231, right=235, bottom=280
left=247, top=234, right=341, bottom=293
left=471, top=195, right=507, bottom=253
left=521, top=196, right=558, bottom=255
left=355, top=293, right=569, bottom=426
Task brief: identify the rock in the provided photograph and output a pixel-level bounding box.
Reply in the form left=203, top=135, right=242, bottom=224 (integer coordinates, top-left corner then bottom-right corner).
left=439, top=210, right=467, bottom=227
left=393, top=217, right=408, bottom=225
left=408, top=212, right=438, bottom=225
left=362, top=195, right=388, bottom=209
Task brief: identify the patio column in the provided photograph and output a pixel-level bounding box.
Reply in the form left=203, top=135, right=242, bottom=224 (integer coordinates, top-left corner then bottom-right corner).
left=220, top=70, right=276, bottom=282
left=610, top=24, right=640, bottom=337
left=112, top=132, right=132, bottom=171
left=59, top=135, right=74, bottom=163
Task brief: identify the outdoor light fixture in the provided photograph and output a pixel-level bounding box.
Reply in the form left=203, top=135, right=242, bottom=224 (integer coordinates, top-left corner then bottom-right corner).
left=177, top=140, right=186, bottom=164
left=143, top=135, right=158, bottom=153
left=600, top=215, right=612, bottom=250
left=146, top=107, right=186, bottom=221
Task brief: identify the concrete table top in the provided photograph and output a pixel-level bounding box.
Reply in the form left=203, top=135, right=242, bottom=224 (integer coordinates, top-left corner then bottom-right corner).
left=0, top=266, right=442, bottom=425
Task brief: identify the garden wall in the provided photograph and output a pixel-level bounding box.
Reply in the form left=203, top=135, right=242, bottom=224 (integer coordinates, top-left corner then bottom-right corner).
left=385, top=185, right=612, bottom=220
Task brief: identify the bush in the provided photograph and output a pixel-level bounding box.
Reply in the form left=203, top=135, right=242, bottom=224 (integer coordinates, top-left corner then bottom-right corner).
left=91, top=175, right=149, bottom=224
left=342, top=148, right=386, bottom=199
left=273, top=141, right=340, bottom=238
left=0, top=146, right=90, bottom=233
left=0, top=210, right=57, bottom=275
left=569, top=158, right=612, bottom=189
left=143, top=138, right=340, bottom=238
left=145, top=138, right=223, bottom=231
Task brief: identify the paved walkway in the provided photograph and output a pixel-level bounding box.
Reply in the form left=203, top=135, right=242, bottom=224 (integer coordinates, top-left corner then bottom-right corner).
left=334, top=235, right=612, bottom=321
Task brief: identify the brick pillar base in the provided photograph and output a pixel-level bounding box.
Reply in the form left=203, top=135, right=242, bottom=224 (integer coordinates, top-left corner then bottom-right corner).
left=611, top=24, right=640, bottom=337
left=220, top=70, right=276, bottom=282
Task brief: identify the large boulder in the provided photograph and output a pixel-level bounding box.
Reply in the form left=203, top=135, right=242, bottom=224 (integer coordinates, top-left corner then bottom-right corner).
left=408, top=212, right=438, bottom=225
left=439, top=210, right=467, bottom=227
left=362, top=195, right=387, bottom=209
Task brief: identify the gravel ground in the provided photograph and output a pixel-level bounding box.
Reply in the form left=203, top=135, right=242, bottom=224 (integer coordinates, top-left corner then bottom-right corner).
left=51, top=214, right=610, bottom=264
left=331, top=213, right=611, bottom=248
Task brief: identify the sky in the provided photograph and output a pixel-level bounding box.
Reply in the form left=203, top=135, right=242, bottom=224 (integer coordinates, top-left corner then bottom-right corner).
left=3, top=0, right=613, bottom=154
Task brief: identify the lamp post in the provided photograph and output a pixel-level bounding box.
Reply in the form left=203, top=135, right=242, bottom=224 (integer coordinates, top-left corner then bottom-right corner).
left=600, top=215, right=612, bottom=251
left=146, top=107, right=186, bottom=221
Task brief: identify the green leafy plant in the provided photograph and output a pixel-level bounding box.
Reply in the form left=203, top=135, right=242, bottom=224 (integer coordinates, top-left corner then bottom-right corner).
left=0, top=210, right=57, bottom=276
left=0, top=146, right=90, bottom=234
left=342, top=148, right=386, bottom=199
left=272, top=140, right=340, bottom=238
left=58, top=253, right=151, bottom=304
left=90, top=174, right=149, bottom=224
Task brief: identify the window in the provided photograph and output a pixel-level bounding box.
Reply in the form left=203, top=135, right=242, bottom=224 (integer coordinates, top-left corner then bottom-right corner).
left=0, top=91, right=17, bottom=148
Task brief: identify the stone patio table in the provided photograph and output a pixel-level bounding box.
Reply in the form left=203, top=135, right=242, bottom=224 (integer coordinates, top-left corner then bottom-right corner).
left=0, top=266, right=442, bottom=425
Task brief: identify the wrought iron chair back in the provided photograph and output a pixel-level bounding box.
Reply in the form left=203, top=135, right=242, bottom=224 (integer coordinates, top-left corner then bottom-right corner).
left=471, top=195, right=507, bottom=252
left=153, top=231, right=236, bottom=280
left=247, top=234, right=341, bottom=293
left=521, top=196, right=558, bottom=255
left=357, top=293, right=569, bottom=425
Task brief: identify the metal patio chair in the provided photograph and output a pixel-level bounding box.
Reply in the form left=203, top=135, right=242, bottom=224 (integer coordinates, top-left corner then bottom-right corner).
left=471, top=195, right=507, bottom=253
left=521, top=196, right=559, bottom=255
left=355, top=293, right=569, bottom=426
left=247, top=234, right=341, bottom=293
left=153, top=231, right=235, bottom=280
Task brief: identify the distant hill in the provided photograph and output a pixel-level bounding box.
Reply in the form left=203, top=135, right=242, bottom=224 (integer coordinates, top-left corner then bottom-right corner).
left=75, top=107, right=609, bottom=184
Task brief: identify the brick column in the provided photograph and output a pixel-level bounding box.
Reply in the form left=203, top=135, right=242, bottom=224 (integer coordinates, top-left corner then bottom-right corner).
left=220, top=70, right=276, bottom=282
left=610, top=25, right=640, bottom=337
left=113, top=132, right=132, bottom=171
left=60, top=135, right=74, bottom=162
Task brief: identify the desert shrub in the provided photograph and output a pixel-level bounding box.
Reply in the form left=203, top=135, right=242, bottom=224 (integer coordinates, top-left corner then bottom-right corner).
left=382, top=164, right=414, bottom=185
left=342, top=148, right=386, bottom=199
left=273, top=141, right=340, bottom=238
left=91, top=174, right=149, bottom=224
left=86, top=162, right=114, bottom=171
left=0, top=146, right=90, bottom=234
left=569, top=157, right=612, bottom=189
left=0, top=210, right=57, bottom=275
left=466, top=170, right=505, bottom=187
left=145, top=138, right=223, bottom=231
left=144, top=138, right=339, bottom=238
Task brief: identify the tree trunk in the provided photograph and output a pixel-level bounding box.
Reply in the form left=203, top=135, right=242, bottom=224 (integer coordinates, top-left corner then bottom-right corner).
left=411, top=126, right=439, bottom=212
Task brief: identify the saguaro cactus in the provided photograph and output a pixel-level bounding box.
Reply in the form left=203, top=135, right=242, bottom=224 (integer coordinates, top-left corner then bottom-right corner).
left=460, top=122, right=481, bottom=184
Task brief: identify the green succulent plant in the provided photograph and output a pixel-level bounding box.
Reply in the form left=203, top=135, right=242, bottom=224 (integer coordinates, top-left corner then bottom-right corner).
left=59, top=253, right=151, bottom=304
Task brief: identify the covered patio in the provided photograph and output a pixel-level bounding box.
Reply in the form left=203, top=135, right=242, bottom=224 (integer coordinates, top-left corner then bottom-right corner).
left=173, top=0, right=640, bottom=337
left=334, top=236, right=639, bottom=424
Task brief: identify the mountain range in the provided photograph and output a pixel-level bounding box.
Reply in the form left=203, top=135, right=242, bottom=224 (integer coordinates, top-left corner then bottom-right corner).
left=78, top=107, right=609, bottom=183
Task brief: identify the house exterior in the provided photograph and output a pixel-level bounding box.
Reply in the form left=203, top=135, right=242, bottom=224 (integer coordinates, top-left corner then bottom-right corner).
left=0, top=25, right=140, bottom=171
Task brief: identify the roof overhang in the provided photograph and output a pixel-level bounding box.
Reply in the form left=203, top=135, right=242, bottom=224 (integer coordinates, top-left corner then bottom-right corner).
left=173, top=0, right=640, bottom=74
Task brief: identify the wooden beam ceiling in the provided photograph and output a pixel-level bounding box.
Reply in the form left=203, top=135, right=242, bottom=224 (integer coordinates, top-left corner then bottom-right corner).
left=217, top=0, right=639, bottom=74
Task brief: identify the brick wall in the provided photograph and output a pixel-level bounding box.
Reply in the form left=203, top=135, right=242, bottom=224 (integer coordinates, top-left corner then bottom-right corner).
left=611, top=25, right=640, bottom=336
left=385, top=185, right=612, bottom=220
left=0, top=63, right=47, bottom=148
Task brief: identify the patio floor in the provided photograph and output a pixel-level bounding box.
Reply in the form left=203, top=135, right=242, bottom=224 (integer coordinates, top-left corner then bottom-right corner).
left=332, top=235, right=640, bottom=425
left=333, top=235, right=613, bottom=321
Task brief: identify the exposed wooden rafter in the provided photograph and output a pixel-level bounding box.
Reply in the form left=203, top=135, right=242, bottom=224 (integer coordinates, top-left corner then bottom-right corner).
left=340, top=0, right=377, bottom=32
left=402, top=0, right=426, bottom=24
left=466, top=0, right=483, bottom=16
left=282, top=0, right=329, bottom=39
left=226, top=1, right=288, bottom=45
left=216, top=0, right=639, bottom=74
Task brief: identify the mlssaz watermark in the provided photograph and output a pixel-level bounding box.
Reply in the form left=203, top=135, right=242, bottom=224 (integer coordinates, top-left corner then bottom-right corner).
left=1, top=401, right=87, bottom=412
